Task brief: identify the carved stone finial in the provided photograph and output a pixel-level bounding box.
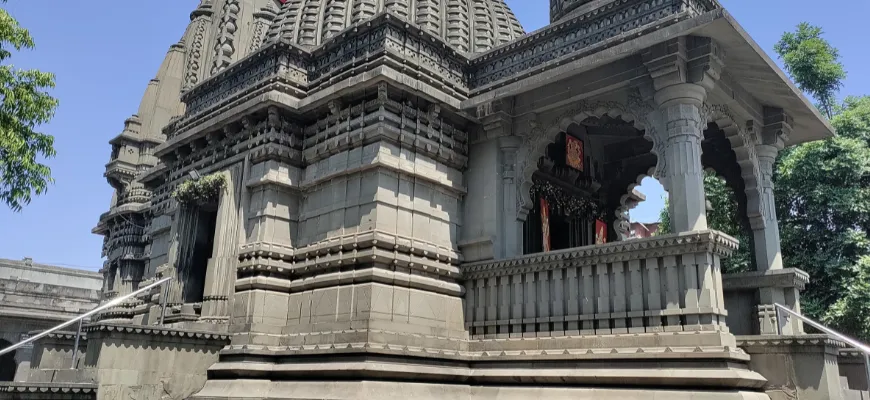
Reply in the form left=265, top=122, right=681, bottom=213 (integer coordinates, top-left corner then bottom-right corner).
left=267, top=106, right=281, bottom=131
left=377, top=83, right=388, bottom=102
left=427, top=104, right=441, bottom=124
left=328, top=100, right=342, bottom=116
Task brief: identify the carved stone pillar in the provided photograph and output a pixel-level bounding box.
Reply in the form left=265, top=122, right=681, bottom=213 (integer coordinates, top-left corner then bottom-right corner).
left=658, top=89, right=709, bottom=233
left=751, top=109, right=790, bottom=272
left=752, top=108, right=803, bottom=334
left=499, top=136, right=522, bottom=258
left=200, top=165, right=243, bottom=322
left=459, top=101, right=514, bottom=261
left=644, top=36, right=723, bottom=233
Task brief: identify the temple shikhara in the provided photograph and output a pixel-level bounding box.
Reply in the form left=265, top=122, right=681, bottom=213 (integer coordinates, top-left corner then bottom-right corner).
left=6, top=1, right=870, bottom=399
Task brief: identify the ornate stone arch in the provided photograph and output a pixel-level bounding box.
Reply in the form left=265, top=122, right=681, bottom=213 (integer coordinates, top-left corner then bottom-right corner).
left=613, top=167, right=659, bottom=240
left=516, top=98, right=660, bottom=220
left=704, top=104, right=765, bottom=228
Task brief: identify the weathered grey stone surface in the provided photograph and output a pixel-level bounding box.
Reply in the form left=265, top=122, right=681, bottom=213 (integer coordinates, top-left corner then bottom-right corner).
left=738, top=335, right=860, bottom=400
left=69, top=0, right=856, bottom=399
left=838, top=348, right=869, bottom=400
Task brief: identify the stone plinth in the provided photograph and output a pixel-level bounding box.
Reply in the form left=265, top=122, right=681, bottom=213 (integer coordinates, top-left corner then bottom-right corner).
left=738, top=335, right=849, bottom=400
left=26, top=331, right=86, bottom=383
left=838, top=348, right=869, bottom=400
left=77, top=324, right=229, bottom=400
left=723, top=269, right=809, bottom=335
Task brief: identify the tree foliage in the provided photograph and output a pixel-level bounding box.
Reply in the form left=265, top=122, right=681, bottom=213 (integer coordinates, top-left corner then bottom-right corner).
left=0, top=1, right=59, bottom=211
left=658, top=172, right=751, bottom=274
left=774, top=23, right=846, bottom=119
left=776, top=98, right=870, bottom=331
left=703, top=172, right=751, bottom=273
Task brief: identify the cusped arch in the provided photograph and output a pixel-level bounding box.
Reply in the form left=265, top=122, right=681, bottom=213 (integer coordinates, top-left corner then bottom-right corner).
left=613, top=167, right=660, bottom=239
left=705, top=105, right=764, bottom=228
left=516, top=101, right=654, bottom=220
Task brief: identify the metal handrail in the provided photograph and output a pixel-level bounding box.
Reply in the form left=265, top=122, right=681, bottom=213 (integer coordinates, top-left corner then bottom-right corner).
left=0, top=277, right=172, bottom=359
left=774, top=303, right=870, bottom=389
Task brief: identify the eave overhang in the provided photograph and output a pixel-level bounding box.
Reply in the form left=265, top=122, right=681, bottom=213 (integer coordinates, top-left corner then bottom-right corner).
left=463, top=8, right=833, bottom=147
left=695, top=10, right=834, bottom=145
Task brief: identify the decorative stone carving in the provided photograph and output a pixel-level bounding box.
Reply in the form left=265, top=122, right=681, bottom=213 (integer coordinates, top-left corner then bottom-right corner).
left=264, top=0, right=525, bottom=53
left=516, top=99, right=648, bottom=219
left=210, top=0, right=241, bottom=75
left=705, top=104, right=764, bottom=227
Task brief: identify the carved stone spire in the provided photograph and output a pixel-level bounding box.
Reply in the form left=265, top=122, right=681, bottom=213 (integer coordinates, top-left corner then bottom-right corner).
left=264, top=0, right=525, bottom=53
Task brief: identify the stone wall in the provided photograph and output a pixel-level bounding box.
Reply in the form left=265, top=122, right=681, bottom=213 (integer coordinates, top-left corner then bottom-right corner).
left=80, top=324, right=229, bottom=400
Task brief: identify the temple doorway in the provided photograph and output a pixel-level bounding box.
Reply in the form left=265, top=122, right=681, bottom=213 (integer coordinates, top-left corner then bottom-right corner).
left=179, top=206, right=218, bottom=304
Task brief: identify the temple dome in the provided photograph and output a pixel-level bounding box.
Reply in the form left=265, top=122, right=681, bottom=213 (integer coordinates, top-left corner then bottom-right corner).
left=264, top=0, right=526, bottom=53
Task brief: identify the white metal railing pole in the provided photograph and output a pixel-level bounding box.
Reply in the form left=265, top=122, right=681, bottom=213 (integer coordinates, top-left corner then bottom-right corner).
left=159, top=282, right=168, bottom=325
left=775, top=305, right=783, bottom=335
left=70, top=319, right=83, bottom=369
left=0, top=277, right=172, bottom=357
left=865, top=353, right=870, bottom=396
left=773, top=303, right=870, bottom=392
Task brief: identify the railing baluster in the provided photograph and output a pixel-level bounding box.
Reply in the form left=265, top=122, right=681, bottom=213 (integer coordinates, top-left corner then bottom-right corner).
left=612, top=261, right=628, bottom=334
left=510, top=274, right=523, bottom=338
left=580, top=265, right=595, bottom=334
left=627, top=259, right=645, bottom=333
left=595, top=263, right=611, bottom=334
left=644, top=257, right=662, bottom=332
left=662, top=255, right=681, bottom=330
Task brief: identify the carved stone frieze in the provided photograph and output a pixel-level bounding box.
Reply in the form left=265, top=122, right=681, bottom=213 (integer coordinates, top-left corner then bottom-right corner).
left=83, top=323, right=231, bottom=341
left=471, top=0, right=716, bottom=89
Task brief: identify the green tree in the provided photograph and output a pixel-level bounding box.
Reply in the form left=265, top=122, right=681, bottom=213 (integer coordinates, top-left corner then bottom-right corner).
left=657, top=172, right=751, bottom=273
left=776, top=100, right=870, bottom=330
left=0, top=2, right=59, bottom=211
left=658, top=197, right=670, bottom=235
left=774, top=23, right=846, bottom=119
left=703, top=173, right=751, bottom=273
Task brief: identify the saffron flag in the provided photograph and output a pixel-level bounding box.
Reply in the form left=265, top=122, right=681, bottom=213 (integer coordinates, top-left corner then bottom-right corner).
left=566, top=135, right=585, bottom=172
left=541, top=198, right=551, bottom=252
left=595, top=219, right=607, bottom=245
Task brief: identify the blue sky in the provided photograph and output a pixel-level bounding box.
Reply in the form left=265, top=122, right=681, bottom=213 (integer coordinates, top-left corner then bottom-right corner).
left=0, top=0, right=867, bottom=270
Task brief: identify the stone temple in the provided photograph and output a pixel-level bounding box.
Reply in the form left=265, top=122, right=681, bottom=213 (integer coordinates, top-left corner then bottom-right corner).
left=2, top=0, right=869, bottom=399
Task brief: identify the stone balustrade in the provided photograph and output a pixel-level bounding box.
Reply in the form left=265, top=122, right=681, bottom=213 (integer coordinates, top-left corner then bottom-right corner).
left=461, top=230, right=736, bottom=339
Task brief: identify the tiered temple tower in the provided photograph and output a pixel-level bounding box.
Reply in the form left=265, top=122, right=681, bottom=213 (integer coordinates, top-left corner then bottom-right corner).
left=38, top=0, right=857, bottom=399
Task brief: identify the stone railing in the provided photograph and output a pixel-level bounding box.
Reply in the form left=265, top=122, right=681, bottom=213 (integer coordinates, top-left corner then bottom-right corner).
left=461, top=230, right=736, bottom=339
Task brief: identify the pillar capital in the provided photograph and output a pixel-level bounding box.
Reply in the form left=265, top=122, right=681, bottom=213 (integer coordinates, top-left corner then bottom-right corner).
left=643, top=36, right=725, bottom=104
left=760, top=107, right=793, bottom=151
left=655, top=83, right=709, bottom=109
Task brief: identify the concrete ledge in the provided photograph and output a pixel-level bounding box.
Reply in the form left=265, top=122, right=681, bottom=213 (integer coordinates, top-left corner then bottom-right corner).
left=723, top=268, right=810, bottom=291
left=738, top=334, right=849, bottom=400
left=191, top=379, right=771, bottom=400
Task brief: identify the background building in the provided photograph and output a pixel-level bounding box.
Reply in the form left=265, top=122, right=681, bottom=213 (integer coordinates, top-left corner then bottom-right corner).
left=0, top=258, right=101, bottom=381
